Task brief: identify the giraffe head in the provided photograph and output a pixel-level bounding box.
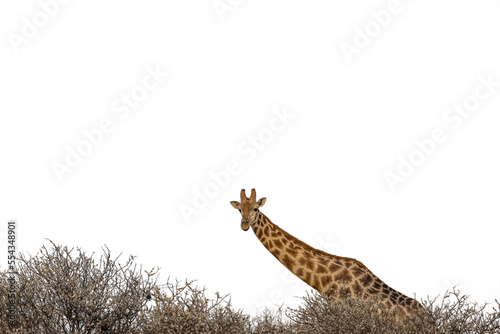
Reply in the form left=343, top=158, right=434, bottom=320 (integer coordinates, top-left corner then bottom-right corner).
left=230, top=188, right=266, bottom=231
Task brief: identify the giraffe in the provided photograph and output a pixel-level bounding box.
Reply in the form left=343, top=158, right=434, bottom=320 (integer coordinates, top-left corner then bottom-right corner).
left=230, top=188, right=427, bottom=319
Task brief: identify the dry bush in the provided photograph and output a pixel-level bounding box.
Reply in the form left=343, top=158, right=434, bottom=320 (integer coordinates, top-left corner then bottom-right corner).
left=287, top=291, right=433, bottom=334
left=426, top=287, right=500, bottom=334
left=141, top=278, right=251, bottom=334
left=287, top=289, right=500, bottom=334
left=0, top=240, right=158, bottom=334
left=2, top=241, right=499, bottom=334
left=142, top=280, right=292, bottom=334
left=250, top=306, right=289, bottom=334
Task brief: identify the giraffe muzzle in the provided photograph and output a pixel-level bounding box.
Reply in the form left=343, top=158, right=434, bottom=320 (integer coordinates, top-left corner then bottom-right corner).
left=241, top=220, right=250, bottom=231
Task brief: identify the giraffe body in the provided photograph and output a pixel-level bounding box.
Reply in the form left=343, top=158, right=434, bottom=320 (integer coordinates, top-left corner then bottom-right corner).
left=230, top=189, right=426, bottom=318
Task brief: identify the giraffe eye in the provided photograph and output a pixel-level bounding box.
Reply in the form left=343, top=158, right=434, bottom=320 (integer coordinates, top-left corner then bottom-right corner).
left=238, top=209, right=241, bottom=212
left=253, top=208, right=258, bottom=212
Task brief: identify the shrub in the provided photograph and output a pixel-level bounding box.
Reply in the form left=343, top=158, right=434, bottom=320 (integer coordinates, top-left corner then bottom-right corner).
left=0, top=240, right=158, bottom=333
left=288, top=289, right=500, bottom=334
left=1, top=242, right=499, bottom=334
left=141, top=278, right=251, bottom=334
left=427, top=287, right=500, bottom=334
left=250, top=306, right=289, bottom=334
left=287, top=291, right=433, bottom=334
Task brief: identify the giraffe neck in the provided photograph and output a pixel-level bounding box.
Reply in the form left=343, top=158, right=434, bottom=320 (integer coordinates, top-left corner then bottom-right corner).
left=250, top=213, right=425, bottom=315
left=251, top=212, right=336, bottom=293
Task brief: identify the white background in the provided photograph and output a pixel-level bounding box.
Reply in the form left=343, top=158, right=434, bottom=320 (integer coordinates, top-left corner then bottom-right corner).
left=1, top=0, right=500, bottom=314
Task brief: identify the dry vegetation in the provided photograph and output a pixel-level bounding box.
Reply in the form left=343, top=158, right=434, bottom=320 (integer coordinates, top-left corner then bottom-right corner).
left=1, top=242, right=499, bottom=333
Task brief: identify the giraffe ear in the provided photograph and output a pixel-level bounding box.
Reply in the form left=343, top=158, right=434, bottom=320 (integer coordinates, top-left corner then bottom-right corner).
left=257, top=197, right=266, bottom=207
left=230, top=201, right=240, bottom=209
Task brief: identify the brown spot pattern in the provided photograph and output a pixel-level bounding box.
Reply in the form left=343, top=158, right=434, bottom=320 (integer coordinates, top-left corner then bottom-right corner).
left=329, top=263, right=342, bottom=272
left=314, top=276, right=322, bottom=289
left=305, top=259, right=315, bottom=271
left=273, top=239, right=284, bottom=249
left=352, top=266, right=365, bottom=278
left=321, top=275, right=332, bottom=287
left=316, top=264, right=327, bottom=274
left=247, top=213, right=422, bottom=316
left=352, top=281, right=363, bottom=295
left=334, top=269, right=353, bottom=283
left=360, top=274, right=373, bottom=287
left=287, top=247, right=298, bottom=257
left=318, top=257, right=329, bottom=266
left=282, top=254, right=294, bottom=269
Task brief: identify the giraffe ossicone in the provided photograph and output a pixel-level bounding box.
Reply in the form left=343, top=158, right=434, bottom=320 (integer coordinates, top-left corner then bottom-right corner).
left=230, top=188, right=427, bottom=318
